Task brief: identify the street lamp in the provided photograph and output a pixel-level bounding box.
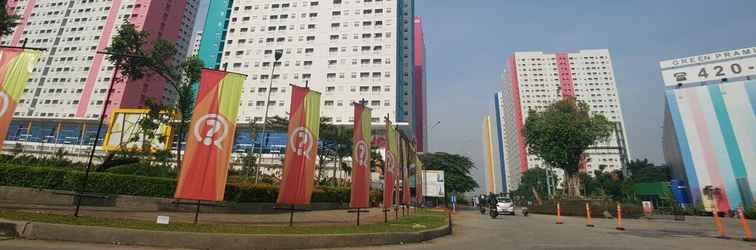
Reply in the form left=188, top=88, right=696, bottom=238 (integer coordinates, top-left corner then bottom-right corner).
left=429, top=121, right=440, bottom=152
left=253, top=49, right=283, bottom=183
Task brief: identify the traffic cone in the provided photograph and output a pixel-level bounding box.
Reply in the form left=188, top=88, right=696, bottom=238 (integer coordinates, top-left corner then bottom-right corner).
left=615, top=203, right=625, bottom=231
left=586, top=203, right=594, bottom=227
left=737, top=206, right=754, bottom=241
left=556, top=202, right=563, bottom=224
left=712, top=204, right=729, bottom=239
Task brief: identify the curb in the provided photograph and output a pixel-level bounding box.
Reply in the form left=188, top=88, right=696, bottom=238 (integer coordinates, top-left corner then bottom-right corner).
left=0, top=219, right=450, bottom=249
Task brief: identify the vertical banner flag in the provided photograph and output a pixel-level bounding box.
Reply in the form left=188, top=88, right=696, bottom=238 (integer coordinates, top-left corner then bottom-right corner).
left=392, top=126, right=402, bottom=205
left=402, top=138, right=410, bottom=205
left=175, top=69, right=245, bottom=201
left=350, top=102, right=372, bottom=208
left=0, top=48, right=41, bottom=151
left=383, top=118, right=398, bottom=209
left=277, top=85, right=321, bottom=206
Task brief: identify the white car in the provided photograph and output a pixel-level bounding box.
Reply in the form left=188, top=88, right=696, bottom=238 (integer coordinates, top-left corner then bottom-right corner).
left=496, top=197, right=515, bottom=215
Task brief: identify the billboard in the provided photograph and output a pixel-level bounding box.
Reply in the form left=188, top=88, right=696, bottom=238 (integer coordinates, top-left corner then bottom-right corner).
left=423, top=170, right=445, bottom=197
left=660, top=47, right=756, bottom=87
left=103, top=109, right=173, bottom=152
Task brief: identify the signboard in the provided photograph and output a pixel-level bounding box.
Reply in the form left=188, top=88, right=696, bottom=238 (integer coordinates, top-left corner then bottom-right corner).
left=423, top=170, right=445, bottom=197
left=642, top=201, right=653, bottom=217
left=103, top=109, right=173, bottom=152
left=660, top=47, right=756, bottom=87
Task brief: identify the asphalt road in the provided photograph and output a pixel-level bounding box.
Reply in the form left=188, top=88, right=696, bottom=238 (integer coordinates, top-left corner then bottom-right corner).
left=324, top=209, right=756, bottom=250
left=1, top=209, right=755, bottom=250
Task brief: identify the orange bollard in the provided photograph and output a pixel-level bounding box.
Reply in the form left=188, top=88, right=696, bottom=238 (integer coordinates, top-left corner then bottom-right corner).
left=712, top=204, right=729, bottom=239
left=615, top=203, right=625, bottom=231
left=586, top=203, right=594, bottom=227
left=556, top=202, right=563, bottom=224
left=737, top=206, right=753, bottom=241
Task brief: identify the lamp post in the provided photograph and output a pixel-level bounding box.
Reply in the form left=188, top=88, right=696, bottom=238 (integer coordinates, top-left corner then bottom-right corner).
left=429, top=121, right=440, bottom=152
left=253, top=49, right=283, bottom=183
left=75, top=52, right=123, bottom=217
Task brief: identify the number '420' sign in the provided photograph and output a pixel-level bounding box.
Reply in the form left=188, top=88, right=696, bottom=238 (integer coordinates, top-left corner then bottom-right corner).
left=662, top=56, right=756, bottom=86
left=697, top=63, right=743, bottom=78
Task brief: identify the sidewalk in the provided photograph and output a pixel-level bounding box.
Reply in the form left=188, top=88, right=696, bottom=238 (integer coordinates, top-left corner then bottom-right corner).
left=0, top=202, right=420, bottom=226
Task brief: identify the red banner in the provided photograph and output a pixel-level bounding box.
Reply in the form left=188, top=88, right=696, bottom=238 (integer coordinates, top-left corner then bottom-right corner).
left=277, top=85, right=321, bottom=206
left=175, top=69, right=245, bottom=201
left=383, top=118, right=398, bottom=209
left=350, top=103, right=372, bottom=208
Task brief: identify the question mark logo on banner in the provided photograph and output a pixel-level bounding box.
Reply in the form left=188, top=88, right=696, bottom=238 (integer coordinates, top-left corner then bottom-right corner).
left=193, top=114, right=229, bottom=150
left=0, top=92, right=9, bottom=117
left=289, top=127, right=314, bottom=159
left=355, top=140, right=368, bottom=168
left=385, top=151, right=396, bottom=175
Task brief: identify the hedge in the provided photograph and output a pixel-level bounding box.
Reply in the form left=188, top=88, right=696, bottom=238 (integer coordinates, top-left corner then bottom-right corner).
left=0, top=164, right=379, bottom=204
left=528, top=199, right=643, bottom=218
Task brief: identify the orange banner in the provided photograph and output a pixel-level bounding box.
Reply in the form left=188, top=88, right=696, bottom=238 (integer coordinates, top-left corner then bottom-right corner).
left=350, top=102, right=372, bottom=208
left=175, top=69, right=245, bottom=201
left=0, top=48, right=40, bottom=151
left=277, top=85, right=321, bottom=206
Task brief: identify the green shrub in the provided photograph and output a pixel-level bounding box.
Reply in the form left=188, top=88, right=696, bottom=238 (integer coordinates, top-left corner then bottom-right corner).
left=528, top=199, right=643, bottom=218
left=0, top=163, right=176, bottom=197
left=0, top=164, right=372, bottom=204
left=106, top=163, right=176, bottom=178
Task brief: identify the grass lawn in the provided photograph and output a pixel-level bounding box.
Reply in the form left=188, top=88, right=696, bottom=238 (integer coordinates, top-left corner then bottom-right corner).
left=0, top=209, right=448, bottom=235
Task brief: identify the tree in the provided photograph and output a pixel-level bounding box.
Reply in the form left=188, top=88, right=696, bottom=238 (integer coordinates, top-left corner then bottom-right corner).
left=627, top=158, right=670, bottom=183
left=0, top=4, right=19, bottom=36
left=512, top=168, right=558, bottom=205
left=420, top=152, right=479, bottom=194
left=523, top=97, right=613, bottom=198
left=582, top=166, right=625, bottom=201
left=105, top=21, right=202, bottom=169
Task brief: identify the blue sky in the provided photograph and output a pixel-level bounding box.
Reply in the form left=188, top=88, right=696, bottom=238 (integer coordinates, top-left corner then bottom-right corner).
left=195, top=0, right=756, bottom=184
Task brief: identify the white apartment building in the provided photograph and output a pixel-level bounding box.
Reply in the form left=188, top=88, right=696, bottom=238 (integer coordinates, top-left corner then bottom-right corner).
left=500, top=49, right=631, bottom=176
left=190, top=31, right=202, bottom=56
left=1, top=0, right=199, bottom=144
left=217, top=0, right=415, bottom=127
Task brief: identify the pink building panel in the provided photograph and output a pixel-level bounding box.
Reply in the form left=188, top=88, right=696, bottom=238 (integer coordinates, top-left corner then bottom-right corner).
left=413, top=16, right=426, bottom=152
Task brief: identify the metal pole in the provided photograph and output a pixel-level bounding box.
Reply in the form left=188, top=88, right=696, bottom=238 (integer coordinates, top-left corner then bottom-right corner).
left=193, top=200, right=201, bottom=224
left=253, top=51, right=282, bottom=184
left=74, top=65, right=119, bottom=217
left=357, top=209, right=360, bottom=226
left=289, top=205, right=295, bottom=227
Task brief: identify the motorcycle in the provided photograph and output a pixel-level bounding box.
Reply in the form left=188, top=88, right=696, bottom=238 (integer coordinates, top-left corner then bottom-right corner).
left=522, top=207, right=529, bottom=216
left=489, top=203, right=499, bottom=218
